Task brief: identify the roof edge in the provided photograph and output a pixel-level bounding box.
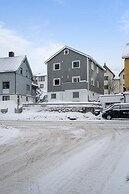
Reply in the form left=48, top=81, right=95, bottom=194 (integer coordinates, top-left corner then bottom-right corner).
left=45, top=45, right=104, bottom=70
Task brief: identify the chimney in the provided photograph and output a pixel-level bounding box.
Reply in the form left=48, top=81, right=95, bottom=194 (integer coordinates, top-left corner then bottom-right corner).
left=9, top=51, right=14, bottom=57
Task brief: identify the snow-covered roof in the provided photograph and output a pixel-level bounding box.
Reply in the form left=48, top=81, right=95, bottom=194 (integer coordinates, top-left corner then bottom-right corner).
left=0, top=56, right=25, bottom=72
left=122, top=43, right=129, bottom=59
left=34, top=73, right=47, bottom=77
left=119, top=68, right=124, bottom=76
left=103, top=63, right=115, bottom=77
left=45, top=45, right=104, bottom=70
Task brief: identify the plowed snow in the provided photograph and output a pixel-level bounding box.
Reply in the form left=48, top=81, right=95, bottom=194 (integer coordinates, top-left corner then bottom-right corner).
left=0, top=120, right=129, bottom=194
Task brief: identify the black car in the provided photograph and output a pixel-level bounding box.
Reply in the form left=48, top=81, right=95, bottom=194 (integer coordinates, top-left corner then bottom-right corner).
left=102, top=103, right=129, bottom=120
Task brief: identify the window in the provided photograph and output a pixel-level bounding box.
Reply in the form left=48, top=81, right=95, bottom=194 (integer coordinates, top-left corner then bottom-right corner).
left=64, top=49, right=69, bottom=55
left=40, top=84, right=44, bottom=88
left=26, top=97, right=28, bottom=101
left=104, top=85, right=108, bottom=89
left=113, top=105, right=120, bottom=110
left=72, top=60, right=80, bottom=68
left=20, top=67, right=23, bottom=74
left=53, top=78, right=60, bottom=86
left=53, top=63, right=60, bottom=71
left=2, top=96, right=10, bottom=101
left=91, top=62, right=94, bottom=71
left=39, top=76, right=45, bottom=81
left=3, top=82, right=10, bottom=89
left=91, top=78, right=94, bottom=86
left=121, top=104, right=129, bottom=109
left=26, top=84, right=30, bottom=91
left=51, top=93, right=56, bottom=99
left=104, top=76, right=108, bottom=80
left=97, top=81, right=100, bottom=88
left=123, top=75, right=125, bottom=79
left=72, top=76, right=80, bottom=83
left=73, top=92, right=79, bottom=98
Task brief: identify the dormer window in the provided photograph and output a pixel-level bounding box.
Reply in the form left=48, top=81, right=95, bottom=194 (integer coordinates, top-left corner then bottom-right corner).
left=64, top=49, right=69, bottom=55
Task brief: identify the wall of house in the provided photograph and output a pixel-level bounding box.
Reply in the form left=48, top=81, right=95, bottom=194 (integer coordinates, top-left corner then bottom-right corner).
left=48, top=89, right=88, bottom=102
left=47, top=88, right=101, bottom=102
left=15, top=60, right=33, bottom=96
left=16, top=73, right=32, bottom=96
left=89, top=60, right=104, bottom=94
left=0, top=72, right=16, bottom=95
left=47, top=48, right=104, bottom=101
left=104, top=69, right=114, bottom=94
left=47, top=49, right=88, bottom=92
left=34, top=74, right=47, bottom=92
left=119, top=71, right=125, bottom=93
left=125, top=58, right=129, bottom=91
left=0, top=57, right=36, bottom=107
left=113, top=79, right=120, bottom=94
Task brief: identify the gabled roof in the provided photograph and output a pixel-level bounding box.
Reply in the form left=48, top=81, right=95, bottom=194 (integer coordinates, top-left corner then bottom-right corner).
left=119, top=68, right=124, bottom=76
left=103, top=63, right=115, bottom=78
left=45, top=45, right=104, bottom=70
left=0, top=55, right=26, bottom=73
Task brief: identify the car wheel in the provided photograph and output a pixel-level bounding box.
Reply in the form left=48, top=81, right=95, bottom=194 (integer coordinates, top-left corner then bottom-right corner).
left=106, top=115, right=112, bottom=120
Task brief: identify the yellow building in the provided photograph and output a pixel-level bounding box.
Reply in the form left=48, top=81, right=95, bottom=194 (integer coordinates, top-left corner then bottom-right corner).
left=122, top=43, right=129, bottom=91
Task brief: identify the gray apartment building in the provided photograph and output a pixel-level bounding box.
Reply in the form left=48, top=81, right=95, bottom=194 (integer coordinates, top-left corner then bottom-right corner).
left=45, top=46, right=104, bottom=102
left=0, top=52, right=36, bottom=110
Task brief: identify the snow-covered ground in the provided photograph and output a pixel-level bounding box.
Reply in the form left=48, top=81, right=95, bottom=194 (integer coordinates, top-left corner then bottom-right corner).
left=0, top=107, right=129, bottom=194
left=0, top=104, right=101, bottom=121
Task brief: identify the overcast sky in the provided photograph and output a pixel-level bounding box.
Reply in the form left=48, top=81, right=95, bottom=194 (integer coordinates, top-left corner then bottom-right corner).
left=0, top=0, right=129, bottom=76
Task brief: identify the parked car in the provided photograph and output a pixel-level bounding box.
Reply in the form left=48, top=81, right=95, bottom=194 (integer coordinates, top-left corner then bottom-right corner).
left=102, top=103, right=129, bottom=120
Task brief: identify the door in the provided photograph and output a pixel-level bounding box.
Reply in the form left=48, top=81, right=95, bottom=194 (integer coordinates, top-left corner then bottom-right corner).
left=112, top=105, right=121, bottom=118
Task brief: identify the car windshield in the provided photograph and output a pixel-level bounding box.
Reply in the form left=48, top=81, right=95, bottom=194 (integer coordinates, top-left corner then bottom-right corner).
left=103, top=104, right=114, bottom=111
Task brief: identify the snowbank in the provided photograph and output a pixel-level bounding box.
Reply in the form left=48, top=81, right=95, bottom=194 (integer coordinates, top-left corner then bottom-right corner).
left=0, top=124, right=19, bottom=145
left=0, top=105, right=101, bottom=121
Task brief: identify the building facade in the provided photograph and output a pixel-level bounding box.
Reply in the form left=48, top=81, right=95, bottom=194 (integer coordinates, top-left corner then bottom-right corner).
left=119, top=69, right=125, bottom=93
left=34, top=73, right=47, bottom=92
left=122, top=43, right=129, bottom=91
left=33, top=73, right=47, bottom=102
left=0, top=52, right=36, bottom=111
left=45, top=46, right=104, bottom=102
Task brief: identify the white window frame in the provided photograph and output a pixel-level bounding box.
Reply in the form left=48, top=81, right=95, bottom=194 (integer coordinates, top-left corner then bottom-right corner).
left=91, top=78, right=95, bottom=86
left=53, top=78, right=61, bottom=86
left=53, top=63, right=61, bottom=71
left=64, top=49, right=69, bottom=55
left=72, top=76, right=80, bottom=83
left=72, top=60, right=80, bottom=69
left=91, top=61, right=94, bottom=71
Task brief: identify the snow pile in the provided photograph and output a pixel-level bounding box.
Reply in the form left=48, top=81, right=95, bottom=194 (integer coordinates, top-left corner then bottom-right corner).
left=0, top=105, right=101, bottom=121
left=0, top=124, right=19, bottom=145
left=0, top=100, right=18, bottom=113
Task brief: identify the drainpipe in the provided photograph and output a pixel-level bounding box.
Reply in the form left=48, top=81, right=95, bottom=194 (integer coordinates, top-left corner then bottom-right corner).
left=15, top=72, right=16, bottom=94
left=87, top=57, right=89, bottom=101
